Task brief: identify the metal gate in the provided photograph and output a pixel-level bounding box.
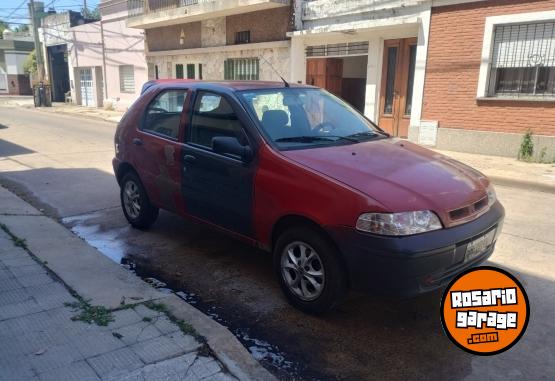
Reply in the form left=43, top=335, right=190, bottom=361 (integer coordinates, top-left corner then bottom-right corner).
left=79, top=68, right=94, bottom=107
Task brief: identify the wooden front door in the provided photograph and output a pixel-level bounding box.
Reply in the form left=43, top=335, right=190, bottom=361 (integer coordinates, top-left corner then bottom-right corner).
left=306, top=58, right=343, bottom=97
left=378, top=38, right=417, bottom=138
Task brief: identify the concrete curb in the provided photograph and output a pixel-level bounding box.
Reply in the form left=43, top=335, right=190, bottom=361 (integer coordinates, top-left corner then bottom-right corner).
left=0, top=185, right=276, bottom=381
left=490, top=175, right=555, bottom=194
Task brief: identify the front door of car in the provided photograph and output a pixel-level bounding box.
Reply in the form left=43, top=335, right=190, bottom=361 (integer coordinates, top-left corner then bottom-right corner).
left=181, top=90, right=255, bottom=237
left=135, top=88, right=189, bottom=213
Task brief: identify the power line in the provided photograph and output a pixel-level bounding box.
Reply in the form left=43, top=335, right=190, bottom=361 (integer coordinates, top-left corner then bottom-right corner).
left=5, top=0, right=28, bottom=19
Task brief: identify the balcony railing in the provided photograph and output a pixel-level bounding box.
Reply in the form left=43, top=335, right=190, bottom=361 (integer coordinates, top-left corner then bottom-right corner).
left=128, top=0, right=288, bottom=19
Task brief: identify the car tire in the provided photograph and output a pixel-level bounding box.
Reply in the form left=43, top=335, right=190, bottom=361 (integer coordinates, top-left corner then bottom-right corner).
left=120, top=171, right=159, bottom=229
left=274, top=226, right=348, bottom=314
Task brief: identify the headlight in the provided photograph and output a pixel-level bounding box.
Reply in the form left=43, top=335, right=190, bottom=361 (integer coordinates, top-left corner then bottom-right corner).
left=486, top=184, right=497, bottom=207
left=356, top=211, right=443, bottom=236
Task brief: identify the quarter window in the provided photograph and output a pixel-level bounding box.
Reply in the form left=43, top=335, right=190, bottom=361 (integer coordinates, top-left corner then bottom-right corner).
left=142, top=90, right=187, bottom=139
left=119, top=65, right=135, bottom=93
left=488, top=21, right=555, bottom=98
left=188, top=92, right=247, bottom=150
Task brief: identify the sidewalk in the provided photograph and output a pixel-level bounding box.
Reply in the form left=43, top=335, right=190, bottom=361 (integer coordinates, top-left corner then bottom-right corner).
left=0, top=186, right=275, bottom=381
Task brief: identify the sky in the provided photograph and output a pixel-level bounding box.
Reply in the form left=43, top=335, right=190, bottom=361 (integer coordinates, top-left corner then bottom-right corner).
left=0, top=0, right=101, bottom=27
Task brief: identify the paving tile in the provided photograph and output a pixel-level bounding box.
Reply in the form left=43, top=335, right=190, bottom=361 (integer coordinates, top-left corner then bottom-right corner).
left=202, top=372, right=237, bottom=381
left=27, top=282, right=76, bottom=310
left=38, top=360, right=100, bottom=381
left=165, top=331, right=202, bottom=354
left=0, top=352, right=36, bottom=381
left=0, top=268, right=14, bottom=280
left=189, top=356, right=222, bottom=380
left=72, top=330, right=127, bottom=358
left=17, top=272, right=54, bottom=288
left=0, top=298, right=44, bottom=321
left=10, top=263, right=48, bottom=278
left=0, top=328, right=70, bottom=356
left=152, top=315, right=179, bottom=335
left=112, top=321, right=162, bottom=346
left=0, top=310, right=55, bottom=336
left=29, top=342, right=83, bottom=374
left=108, top=308, right=144, bottom=330
left=133, top=304, right=163, bottom=320
left=87, top=347, right=144, bottom=379
left=130, top=335, right=185, bottom=364
left=2, top=255, right=37, bottom=268
left=0, top=276, right=23, bottom=292
left=0, top=287, right=32, bottom=307
left=117, top=352, right=197, bottom=381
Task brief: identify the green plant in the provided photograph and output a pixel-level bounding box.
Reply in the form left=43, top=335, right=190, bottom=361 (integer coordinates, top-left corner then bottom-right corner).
left=64, top=301, right=115, bottom=326
left=538, top=147, right=547, bottom=163
left=518, top=130, right=534, bottom=161
left=23, top=50, right=37, bottom=75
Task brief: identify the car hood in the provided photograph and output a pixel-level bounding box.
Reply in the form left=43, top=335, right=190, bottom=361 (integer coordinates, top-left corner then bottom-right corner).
left=281, top=139, right=489, bottom=225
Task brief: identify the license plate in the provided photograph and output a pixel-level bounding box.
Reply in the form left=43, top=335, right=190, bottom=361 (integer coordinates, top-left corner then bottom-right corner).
left=465, top=229, right=496, bottom=262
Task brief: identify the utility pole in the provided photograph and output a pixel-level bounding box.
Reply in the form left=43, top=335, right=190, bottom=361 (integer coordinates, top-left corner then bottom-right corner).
left=29, top=0, right=45, bottom=82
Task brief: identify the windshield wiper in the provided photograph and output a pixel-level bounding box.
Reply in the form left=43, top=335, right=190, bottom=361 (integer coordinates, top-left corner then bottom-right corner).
left=345, top=131, right=384, bottom=140
left=275, top=135, right=357, bottom=143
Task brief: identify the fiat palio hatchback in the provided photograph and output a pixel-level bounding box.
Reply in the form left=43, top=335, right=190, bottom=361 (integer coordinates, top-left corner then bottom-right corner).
left=113, top=80, right=504, bottom=314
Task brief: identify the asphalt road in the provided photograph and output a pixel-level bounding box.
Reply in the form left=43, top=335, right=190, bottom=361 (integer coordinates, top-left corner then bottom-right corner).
left=1, top=106, right=554, bottom=380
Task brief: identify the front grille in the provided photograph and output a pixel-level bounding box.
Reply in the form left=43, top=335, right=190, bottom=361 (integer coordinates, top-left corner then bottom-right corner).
left=448, top=196, right=489, bottom=224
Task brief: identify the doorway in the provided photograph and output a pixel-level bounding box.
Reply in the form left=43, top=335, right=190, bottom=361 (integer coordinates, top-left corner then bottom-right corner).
left=79, top=68, right=94, bottom=107
left=306, top=55, right=368, bottom=113
left=378, top=38, right=417, bottom=138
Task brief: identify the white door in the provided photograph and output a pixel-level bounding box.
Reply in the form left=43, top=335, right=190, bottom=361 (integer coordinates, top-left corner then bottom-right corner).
left=79, top=68, right=94, bottom=107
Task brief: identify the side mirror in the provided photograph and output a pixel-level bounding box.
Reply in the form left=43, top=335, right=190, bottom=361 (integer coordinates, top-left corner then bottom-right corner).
left=212, top=136, right=253, bottom=162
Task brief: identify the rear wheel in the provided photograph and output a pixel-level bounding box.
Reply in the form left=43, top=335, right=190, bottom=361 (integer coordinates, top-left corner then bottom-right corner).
left=274, top=226, right=348, bottom=314
left=120, top=172, right=158, bottom=229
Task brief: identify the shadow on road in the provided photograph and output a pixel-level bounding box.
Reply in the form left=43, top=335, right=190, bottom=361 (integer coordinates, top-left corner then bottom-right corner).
left=0, top=139, right=35, bottom=156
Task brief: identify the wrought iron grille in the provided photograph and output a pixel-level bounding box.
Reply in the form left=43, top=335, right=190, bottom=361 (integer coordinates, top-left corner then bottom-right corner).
left=488, top=21, right=555, bottom=98
left=306, top=42, right=369, bottom=57
left=127, top=0, right=200, bottom=18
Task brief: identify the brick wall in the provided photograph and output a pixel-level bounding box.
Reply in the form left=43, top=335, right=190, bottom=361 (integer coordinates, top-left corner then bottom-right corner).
left=146, top=22, right=201, bottom=52
left=226, top=6, right=291, bottom=45
left=422, top=0, right=555, bottom=136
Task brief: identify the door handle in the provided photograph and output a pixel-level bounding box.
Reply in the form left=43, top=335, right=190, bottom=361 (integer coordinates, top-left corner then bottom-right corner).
left=184, top=154, right=196, bottom=163
left=132, top=138, right=143, bottom=146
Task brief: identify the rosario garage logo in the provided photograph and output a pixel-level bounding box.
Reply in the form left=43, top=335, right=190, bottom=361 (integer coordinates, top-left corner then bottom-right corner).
left=441, top=267, right=529, bottom=355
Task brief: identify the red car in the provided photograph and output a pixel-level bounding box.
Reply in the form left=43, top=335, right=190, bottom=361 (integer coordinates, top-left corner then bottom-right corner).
left=113, top=80, right=504, bottom=313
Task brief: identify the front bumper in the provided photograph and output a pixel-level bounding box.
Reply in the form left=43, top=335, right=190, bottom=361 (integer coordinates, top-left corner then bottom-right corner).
left=327, top=202, right=505, bottom=297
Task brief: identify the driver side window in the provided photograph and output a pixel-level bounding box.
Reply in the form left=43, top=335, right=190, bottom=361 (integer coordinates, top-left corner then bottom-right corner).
left=142, top=90, right=187, bottom=140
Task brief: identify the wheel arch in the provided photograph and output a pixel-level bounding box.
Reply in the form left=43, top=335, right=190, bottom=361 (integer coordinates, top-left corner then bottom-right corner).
left=116, top=162, right=138, bottom=185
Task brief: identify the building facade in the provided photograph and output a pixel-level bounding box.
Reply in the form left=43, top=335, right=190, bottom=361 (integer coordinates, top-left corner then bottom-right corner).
left=67, top=0, right=148, bottom=109
left=126, top=0, right=292, bottom=83
left=40, top=11, right=91, bottom=102
left=0, top=31, right=34, bottom=95
left=420, top=0, right=555, bottom=159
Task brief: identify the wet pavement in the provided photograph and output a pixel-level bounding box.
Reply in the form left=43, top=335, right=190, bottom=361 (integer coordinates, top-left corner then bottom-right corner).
left=1, top=107, right=554, bottom=380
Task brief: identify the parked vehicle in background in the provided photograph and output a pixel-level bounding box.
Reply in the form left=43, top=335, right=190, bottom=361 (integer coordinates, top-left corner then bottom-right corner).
left=113, top=80, right=504, bottom=314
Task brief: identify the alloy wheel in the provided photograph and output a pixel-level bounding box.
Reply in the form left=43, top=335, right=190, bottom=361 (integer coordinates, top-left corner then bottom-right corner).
left=280, top=241, right=325, bottom=301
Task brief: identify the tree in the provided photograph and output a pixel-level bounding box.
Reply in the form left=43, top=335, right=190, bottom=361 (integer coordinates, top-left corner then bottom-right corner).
left=23, top=49, right=38, bottom=75
left=82, top=6, right=101, bottom=21
left=0, top=20, right=10, bottom=39
left=14, top=24, right=30, bottom=33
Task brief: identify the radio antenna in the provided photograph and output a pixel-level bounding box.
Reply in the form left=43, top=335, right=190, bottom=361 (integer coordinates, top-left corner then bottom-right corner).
left=259, top=55, right=290, bottom=87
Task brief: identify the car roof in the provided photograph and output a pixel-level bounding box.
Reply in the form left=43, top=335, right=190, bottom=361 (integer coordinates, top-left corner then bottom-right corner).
left=143, top=79, right=315, bottom=92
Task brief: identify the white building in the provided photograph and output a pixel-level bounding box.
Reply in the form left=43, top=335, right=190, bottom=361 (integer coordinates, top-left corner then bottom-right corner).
left=289, top=0, right=432, bottom=139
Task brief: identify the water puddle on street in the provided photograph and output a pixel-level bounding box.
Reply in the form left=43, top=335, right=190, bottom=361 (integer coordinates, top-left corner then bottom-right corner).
left=62, top=213, right=310, bottom=380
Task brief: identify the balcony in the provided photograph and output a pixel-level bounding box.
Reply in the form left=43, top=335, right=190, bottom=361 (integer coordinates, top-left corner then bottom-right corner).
left=301, top=0, right=427, bottom=29
left=127, top=0, right=290, bottom=28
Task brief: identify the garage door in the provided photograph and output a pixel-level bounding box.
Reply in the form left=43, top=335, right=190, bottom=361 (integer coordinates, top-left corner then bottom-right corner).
left=79, top=68, right=94, bottom=107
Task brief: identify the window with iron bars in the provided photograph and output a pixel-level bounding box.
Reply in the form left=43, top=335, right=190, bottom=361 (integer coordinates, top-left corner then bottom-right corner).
left=235, top=31, right=251, bottom=44
left=488, top=21, right=555, bottom=98
left=224, top=58, right=259, bottom=80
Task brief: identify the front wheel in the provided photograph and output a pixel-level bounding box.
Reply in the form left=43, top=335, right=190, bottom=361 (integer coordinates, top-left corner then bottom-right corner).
left=120, top=172, right=159, bottom=229
left=274, top=226, right=348, bottom=314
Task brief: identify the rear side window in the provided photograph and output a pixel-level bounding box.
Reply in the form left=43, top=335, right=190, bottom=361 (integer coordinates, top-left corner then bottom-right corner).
left=188, top=91, right=247, bottom=149
left=142, top=90, right=187, bottom=140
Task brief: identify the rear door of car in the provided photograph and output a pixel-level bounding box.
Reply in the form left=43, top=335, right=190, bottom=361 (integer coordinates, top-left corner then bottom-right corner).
left=181, top=89, right=257, bottom=237
left=134, top=87, right=190, bottom=213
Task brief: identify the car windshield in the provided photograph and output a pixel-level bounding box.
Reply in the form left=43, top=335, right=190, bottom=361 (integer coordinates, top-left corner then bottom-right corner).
left=239, top=88, right=387, bottom=149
